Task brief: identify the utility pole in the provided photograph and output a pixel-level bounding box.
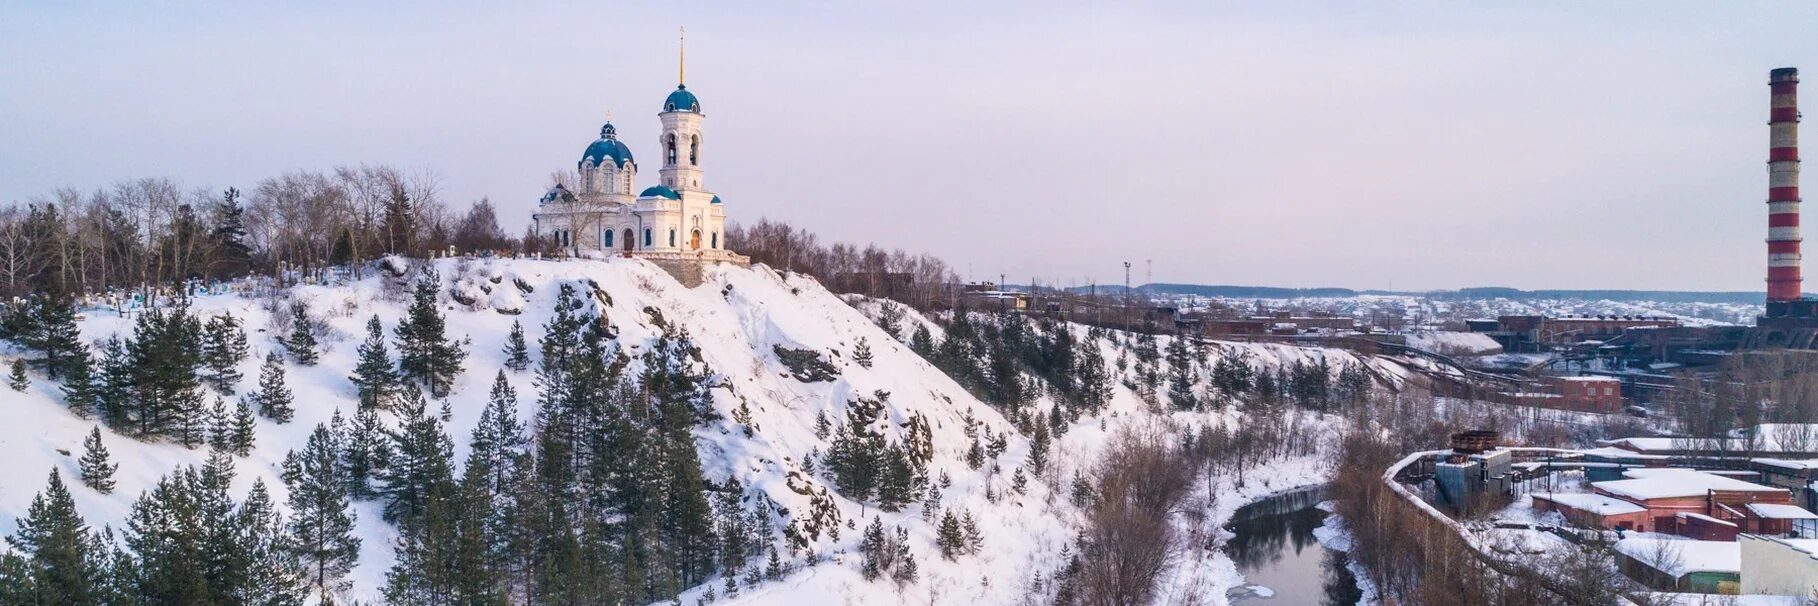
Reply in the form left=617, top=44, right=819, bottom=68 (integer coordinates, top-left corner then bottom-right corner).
left=1124, top=261, right=1132, bottom=329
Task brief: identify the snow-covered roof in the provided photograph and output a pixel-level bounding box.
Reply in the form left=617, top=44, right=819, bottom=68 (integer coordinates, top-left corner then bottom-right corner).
left=1755, top=458, right=1818, bottom=471
left=1613, top=537, right=1739, bottom=577
left=1595, top=469, right=1785, bottom=501
left=1674, top=511, right=1736, bottom=527
left=1532, top=492, right=1645, bottom=516
left=1557, top=375, right=1617, bottom=383
left=1600, top=436, right=1753, bottom=453
left=1637, top=594, right=1802, bottom=606
left=1745, top=503, right=1818, bottom=519
left=1575, top=446, right=1671, bottom=461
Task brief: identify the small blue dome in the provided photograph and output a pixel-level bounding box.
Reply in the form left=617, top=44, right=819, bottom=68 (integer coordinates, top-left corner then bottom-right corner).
left=710, top=195, right=722, bottom=205
left=580, top=122, right=634, bottom=168
left=540, top=184, right=576, bottom=205
left=663, top=85, right=700, bottom=113
left=639, top=184, right=681, bottom=200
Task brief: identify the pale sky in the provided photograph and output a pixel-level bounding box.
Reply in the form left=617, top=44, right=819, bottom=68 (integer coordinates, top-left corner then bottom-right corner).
left=3, top=2, right=1815, bottom=291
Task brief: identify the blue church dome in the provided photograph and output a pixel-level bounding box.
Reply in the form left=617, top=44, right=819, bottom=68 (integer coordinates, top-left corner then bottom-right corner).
left=710, top=195, right=722, bottom=204
left=580, top=122, right=634, bottom=168
left=663, top=85, right=701, bottom=113
left=639, top=184, right=682, bottom=199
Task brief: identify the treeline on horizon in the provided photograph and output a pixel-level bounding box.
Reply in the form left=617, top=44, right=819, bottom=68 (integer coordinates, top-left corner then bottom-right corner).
left=0, top=168, right=958, bottom=308
left=1104, top=283, right=1773, bottom=304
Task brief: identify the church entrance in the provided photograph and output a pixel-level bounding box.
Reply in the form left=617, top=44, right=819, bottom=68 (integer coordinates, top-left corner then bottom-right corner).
left=622, top=229, right=634, bottom=256
left=691, top=229, right=702, bottom=250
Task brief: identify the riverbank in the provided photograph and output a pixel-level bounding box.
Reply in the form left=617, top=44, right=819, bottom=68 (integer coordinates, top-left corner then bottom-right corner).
left=1153, top=454, right=1339, bottom=606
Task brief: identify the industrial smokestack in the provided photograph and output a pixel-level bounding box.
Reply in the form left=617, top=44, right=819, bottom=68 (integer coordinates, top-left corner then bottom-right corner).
left=1769, top=67, right=1803, bottom=302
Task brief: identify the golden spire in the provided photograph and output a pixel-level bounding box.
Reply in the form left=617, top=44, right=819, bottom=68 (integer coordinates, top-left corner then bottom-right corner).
left=605, top=109, right=613, bottom=122
left=678, top=26, right=686, bottom=86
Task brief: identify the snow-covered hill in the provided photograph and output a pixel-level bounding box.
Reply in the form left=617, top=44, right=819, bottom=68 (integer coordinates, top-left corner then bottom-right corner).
left=1, top=256, right=1409, bottom=605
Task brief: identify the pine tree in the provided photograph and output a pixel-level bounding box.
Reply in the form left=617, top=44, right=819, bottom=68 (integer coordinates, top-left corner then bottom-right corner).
left=77, top=427, right=117, bottom=494
left=962, top=510, right=984, bottom=555
left=59, top=349, right=97, bottom=418
left=207, top=394, right=232, bottom=452
left=378, top=383, right=457, bottom=525
left=283, top=423, right=360, bottom=601
left=95, top=336, right=134, bottom=431
left=229, top=397, right=257, bottom=457
left=124, top=305, right=207, bottom=440
left=127, top=465, right=213, bottom=603
left=395, top=268, right=467, bottom=397
left=1011, top=467, right=1028, bottom=494
left=237, top=480, right=305, bottom=604
left=6, top=469, right=93, bottom=605
left=8, top=358, right=27, bottom=391
left=17, top=291, right=85, bottom=380
left=201, top=313, right=249, bottom=393
left=350, top=315, right=400, bottom=410
left=251, top=351, right=295, bottom=423
left=210, top=188, right=254, bottom=278
left=343, top=405, right=391, bottom=500
left=910, top=325, right=935, bottom=358
left=502, top=319, right=530, bottom=372
left=852, top=337, right=873, bottom=369
left=286, top=302, right=320, bottom=365
left=859, top=517, right=888, bottom=581
left=936, top=510, right=965, bottom=560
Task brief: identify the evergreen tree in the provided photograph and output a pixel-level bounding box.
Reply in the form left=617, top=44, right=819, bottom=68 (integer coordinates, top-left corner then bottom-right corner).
left=875, top=444, right=920, bottom=512
left=350, top=315, right=400, bottom=410
left=852, top=337, right=873, bottom=369
left=207, top=394, right=232, bottom=452
left=79, top=427, right=118, bottom=494
left=6, top=469, right=93, bottom=605
left=124, top=305, right=207, bottom=439
left=343, top=405, right=390, bottom=500
left=229, top=397, right=258, bottom=457
left=936, top=510, right=965, bottom=560
left=286, top=302, right=320, bottom=365
left=502, top=319, right=530, bottom=372
left=859, top=517, right=888, bottom=581
left=59, top=349, right=97, bottom=418
left=251, top=351, right=295, bottom=423
left=210, top=187, right=254, bottom=278
left=236, top=480, right=305, bottom=605
left=962, top=510, right=984, bottom=554
left=909, top=324, right=935, bottom=358
left=16, top=291, right=85, bottom=380
left=395, top=268, right=467, bottom=397
left=201, top=313, right=249, bottom=393
left=95, top=336, right=134, bottom=431
left=1165, top=336, right=1200, bottom=411
left=282, top=423, right=360, bottom=601
left=127, top=465, right=212, bottom=603
left=8, top=357, right=26, bottom=391
left=378, top=383, right=457, bottom=525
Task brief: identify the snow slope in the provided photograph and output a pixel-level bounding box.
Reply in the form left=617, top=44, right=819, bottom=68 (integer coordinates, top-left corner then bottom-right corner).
left=1, top=256, right=1403, bottom=605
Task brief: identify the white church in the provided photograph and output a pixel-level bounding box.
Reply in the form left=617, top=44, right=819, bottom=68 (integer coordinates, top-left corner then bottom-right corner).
left=531, top=40, right=747, bottom=285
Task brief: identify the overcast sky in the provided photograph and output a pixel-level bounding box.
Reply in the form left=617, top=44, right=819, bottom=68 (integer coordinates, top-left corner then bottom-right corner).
left=3, top=2, right=1815, bottom=291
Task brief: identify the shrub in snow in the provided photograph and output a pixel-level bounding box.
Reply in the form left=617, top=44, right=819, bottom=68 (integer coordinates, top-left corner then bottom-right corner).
left=773, top=346, right=837, bottom=382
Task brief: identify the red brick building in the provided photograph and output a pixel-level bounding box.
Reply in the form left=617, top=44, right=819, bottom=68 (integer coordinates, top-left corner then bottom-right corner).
left=1550, top=376, right=1622, bottom=413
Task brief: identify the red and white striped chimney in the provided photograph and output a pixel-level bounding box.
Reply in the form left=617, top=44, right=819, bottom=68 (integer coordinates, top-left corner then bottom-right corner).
left=1768, top=67, right=1803, bottom=302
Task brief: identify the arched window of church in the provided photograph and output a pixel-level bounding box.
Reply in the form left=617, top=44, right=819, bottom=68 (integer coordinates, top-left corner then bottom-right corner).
left=711, top=232, right=718, bottom=249
left=665, top=135, right=677, bottom=166
left=644, top=228, right=652, bottom=247
left=689, top=135, right=699, bottom=165
left=603, top=229, right=613, bottom=247
left=623, top=171, right=632, bottom=193
left=668, top=229, right=676, bottom=247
